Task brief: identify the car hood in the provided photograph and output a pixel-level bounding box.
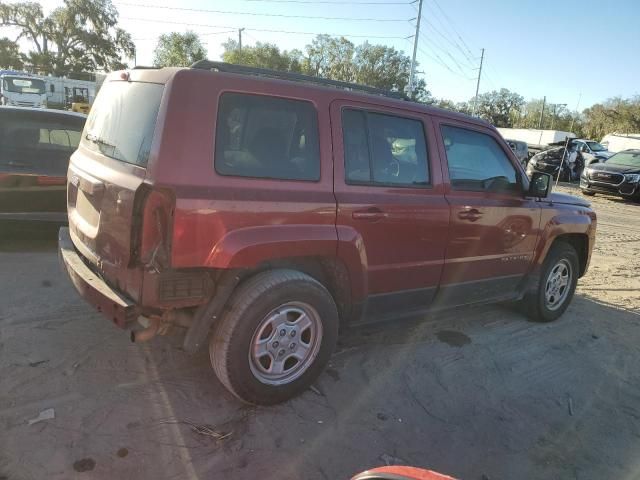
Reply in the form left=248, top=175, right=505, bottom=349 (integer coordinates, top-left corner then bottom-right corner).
left=588, top=162, right=640, bottom=174
left=594, top=151, right=614, bottom=158
left=549, top=191, right=591, bottom=207
left=532, top=147, right=564, bottom=164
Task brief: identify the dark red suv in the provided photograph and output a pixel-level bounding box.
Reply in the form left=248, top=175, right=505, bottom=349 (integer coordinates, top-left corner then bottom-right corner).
left=59, top=62, right=596, bottom=404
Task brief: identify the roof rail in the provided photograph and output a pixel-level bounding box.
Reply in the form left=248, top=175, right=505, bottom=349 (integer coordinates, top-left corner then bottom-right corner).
left=190, top=60, right=409, bottom=101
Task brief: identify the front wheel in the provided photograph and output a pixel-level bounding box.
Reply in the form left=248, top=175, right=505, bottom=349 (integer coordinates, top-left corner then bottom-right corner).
left=520, top=242, right=579, bottom=322
left=209, top=269, right=339, bottom=405
left=582, top=189, right=596, bottom=196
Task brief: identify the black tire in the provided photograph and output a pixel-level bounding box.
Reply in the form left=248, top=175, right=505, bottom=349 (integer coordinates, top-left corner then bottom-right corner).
left=209, top=269, right=339, bottom=405
left=520, top=242, right=579, bottom=322
left=582, top=190, right=596, bottom=196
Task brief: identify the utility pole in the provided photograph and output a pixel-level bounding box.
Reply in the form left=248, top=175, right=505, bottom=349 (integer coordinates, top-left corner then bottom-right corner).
left=238, top=28, right=245, bottom=52
left=407, top=0, right=423, bottom=98
left=472, top=48, right=484, bottom=116
left=538, top=96, right=546, bottom=129
left=569, top=93, right=582, bottom=133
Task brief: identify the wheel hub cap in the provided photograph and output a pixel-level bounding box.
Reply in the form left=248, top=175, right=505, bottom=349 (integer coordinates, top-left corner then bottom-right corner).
left=249, top=302, right=323, bottom=386
left=544, top=259, right=572, bottom=311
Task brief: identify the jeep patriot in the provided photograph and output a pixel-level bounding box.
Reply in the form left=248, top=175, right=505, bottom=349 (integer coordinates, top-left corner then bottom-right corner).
left=59, top=61, right=596, bottom=405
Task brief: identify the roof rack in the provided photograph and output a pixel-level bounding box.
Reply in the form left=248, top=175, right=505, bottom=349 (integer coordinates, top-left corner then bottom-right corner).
left=190, top=60, right=409, bottom=101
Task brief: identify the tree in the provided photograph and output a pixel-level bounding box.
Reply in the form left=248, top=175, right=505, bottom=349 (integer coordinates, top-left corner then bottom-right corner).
left=469, top=88, right=524, bottom=127
left=582, top=97, right=640, bottom=140
left=353, top=41, right=429, bottom=101
left=0, top=37, right=22, bottom=69
left=222, top=39, right=301, bottom=72
left=0, top=0, right=134, bottom=74
left=303, top=34, right=355, bottom=81
left=153, top=31, right=206, bottom=68
left=220, top=34, right=430, bottom=102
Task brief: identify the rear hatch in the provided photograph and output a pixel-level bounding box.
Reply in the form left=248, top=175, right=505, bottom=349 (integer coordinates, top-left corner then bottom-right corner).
left=67, top=78, right=164, bottom=283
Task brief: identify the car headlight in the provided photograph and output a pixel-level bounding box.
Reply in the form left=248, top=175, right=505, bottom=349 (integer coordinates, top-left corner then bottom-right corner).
left=624, top=173, right=640, bottom=183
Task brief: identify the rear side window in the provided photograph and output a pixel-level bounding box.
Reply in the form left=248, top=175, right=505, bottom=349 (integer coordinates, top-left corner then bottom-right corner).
left=342, top=108, right=429, bottom=187
left=82, top=81, right=163, bottom=167
left=441, top=125, right=518, bottom=192
left=215, top=93, right=320, bottom=181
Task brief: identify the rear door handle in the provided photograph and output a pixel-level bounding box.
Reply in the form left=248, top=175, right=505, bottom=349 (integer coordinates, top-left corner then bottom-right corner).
left=458, top=208, right=482, bottom=222
left=352, top=207, right=387, bottom=221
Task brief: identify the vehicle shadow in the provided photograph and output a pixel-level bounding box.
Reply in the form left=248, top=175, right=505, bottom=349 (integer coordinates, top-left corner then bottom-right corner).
left=130, top=295, right=640, bottom=480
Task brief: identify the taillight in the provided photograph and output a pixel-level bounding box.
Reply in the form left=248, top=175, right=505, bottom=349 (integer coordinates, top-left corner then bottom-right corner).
left=139, top=188, right=174, bottom=269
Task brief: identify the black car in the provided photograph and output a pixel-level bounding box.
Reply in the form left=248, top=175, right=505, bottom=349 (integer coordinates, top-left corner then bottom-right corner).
left=526, top=146, right=584, bottom=181
left=580, top=149, right=640, bottom=201
left=0, top=107, right=86, bottom=222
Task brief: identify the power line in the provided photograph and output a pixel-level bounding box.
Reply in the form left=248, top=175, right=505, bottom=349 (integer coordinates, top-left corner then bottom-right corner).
left=430, top=0, right=476, bottom=59
left=121, top=17, right=412, bottom=39
left=417, top=44, right=473, bottom=80
left=419, top=36, right=474, bottom=79
left=117, top=2, right=409, bottom=22
left=134, top=29, right=237, bottom=42
left=241, top=0, right=413, bottom=3
left=424, top=12, right=475, bottom=67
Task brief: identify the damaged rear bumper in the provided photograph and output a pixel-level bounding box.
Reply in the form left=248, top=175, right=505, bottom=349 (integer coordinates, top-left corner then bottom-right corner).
left=58, top=227, right=139, bottom=328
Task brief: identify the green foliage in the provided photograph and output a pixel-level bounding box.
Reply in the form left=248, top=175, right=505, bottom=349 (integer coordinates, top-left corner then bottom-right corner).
left=0, top=36, right=22, bottom=68
left=0, top=0, right=134, bottom=75
left=469, top=88, right=525, bottom=127
left=222, top=39, right=302, bottom=72
left=582, top=97, right=640, bottom=140
left=153, top=31, right=207, bottom=68
left=221, top=34, right=431, bottom=102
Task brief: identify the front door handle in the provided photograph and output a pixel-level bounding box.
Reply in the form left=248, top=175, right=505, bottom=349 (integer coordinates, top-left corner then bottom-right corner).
left=352, top=207, right=387, bottom=221
left=458, top=208, right=482, bottom=222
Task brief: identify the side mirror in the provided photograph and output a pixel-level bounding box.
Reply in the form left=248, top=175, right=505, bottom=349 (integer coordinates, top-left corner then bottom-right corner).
left=528, top=172, right=552, bottom=198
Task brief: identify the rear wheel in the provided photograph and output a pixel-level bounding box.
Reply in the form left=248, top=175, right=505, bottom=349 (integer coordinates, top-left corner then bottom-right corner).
left=209, top=269, right=339, bottom=405
left=520, top=242, right=579, bottom=322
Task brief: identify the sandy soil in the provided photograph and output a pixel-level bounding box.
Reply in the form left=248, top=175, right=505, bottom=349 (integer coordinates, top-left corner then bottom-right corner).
left=1, top=185, right=640, bottom=480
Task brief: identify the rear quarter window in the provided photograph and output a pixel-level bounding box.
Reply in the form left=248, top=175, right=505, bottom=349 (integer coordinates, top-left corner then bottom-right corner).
left=215, top=93, right=320, bottom=181
left=82, top=81, right=163, bottom=167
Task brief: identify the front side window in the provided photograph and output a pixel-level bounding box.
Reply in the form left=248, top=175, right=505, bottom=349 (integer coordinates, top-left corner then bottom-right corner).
left=342, top=108, right=429, bottom=187
left=441, top=125, right=519, bottom=193
left=215, top=93, right=320, bottom=181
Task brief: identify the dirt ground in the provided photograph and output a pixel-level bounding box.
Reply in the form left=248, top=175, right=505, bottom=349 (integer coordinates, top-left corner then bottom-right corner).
left=2, top=184, right=640, bottom=480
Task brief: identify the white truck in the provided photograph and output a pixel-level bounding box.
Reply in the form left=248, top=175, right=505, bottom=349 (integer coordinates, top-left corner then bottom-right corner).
left=600, top=133, right=640, bottom=153
left=497, top=128, right=576, bottom=146
left=0, top=69, right=97, bottom=110
left=0, top=70, right=48, bottom=108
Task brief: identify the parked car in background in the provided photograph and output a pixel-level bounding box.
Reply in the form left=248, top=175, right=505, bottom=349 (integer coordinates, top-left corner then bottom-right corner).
left=526, top=146, right=584, bottom=181
left=570, top=139, right=613, bottom=164
left=505, top=139, right=529, bottom=167
left=581, top=149, right=640, bottom=201
left=59, top=62, right=596, bottom=405
left=0, top=107, right=85, bottom=223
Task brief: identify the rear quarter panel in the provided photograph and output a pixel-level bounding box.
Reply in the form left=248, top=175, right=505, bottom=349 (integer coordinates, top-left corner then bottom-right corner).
left=150, top=70, right=337, bottom=269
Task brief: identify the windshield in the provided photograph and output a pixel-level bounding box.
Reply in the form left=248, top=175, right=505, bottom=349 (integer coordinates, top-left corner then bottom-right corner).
left=2, top=76, right=46, bottom=94
left=587, top=141, right=607, bottom=152
left=607, top=151, right=640, bottom=167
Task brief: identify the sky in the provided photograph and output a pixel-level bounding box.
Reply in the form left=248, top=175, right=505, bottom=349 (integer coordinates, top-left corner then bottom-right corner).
left=9, top=0, right=640, bottom=109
